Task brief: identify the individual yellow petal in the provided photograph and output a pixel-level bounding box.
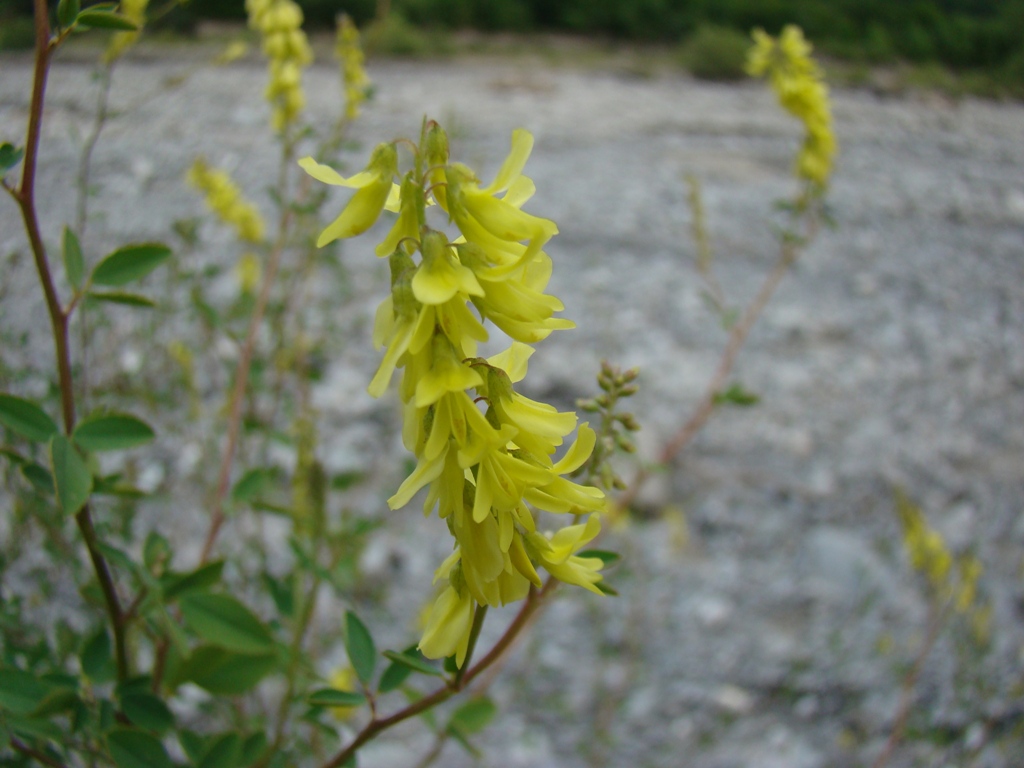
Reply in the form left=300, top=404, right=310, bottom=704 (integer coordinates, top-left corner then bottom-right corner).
left=298, top=157, right=378, bottom=189
left=480, top=128, right=533, bottom=196
left=486, top=342, right=534, bottom=383
left=418, top=585, right=474, bottom=664
left=317, top=180, right=392, bottom=246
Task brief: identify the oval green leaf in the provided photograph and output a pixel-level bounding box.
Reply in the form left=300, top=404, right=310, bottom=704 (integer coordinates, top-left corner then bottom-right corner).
left=57, top=0, right=80, bottom=28
left=76, top=10, right=139, bottom=30
left=62, top=226, right=85, bottom=289
left=50, top=434, right=93, bottom=516
left=344, top=611, right=376, bottom=685
left=179, top=593, right=273, bottom=654
left=87, top=291, right=156, bottom=308
left=91, top=243, right=171, bottom=287
left=447, top=696, right=497, bottom=736
left=381, top=649, right=442, bottom=678
left=196, top=733, right=242, bottom=768
left=0, top=668, right=50, bottom=714
left=0, top=394, right=58, bottom=443
left=0, top=143, right=24, bottom=173
left=160, top=560, right=224, bottom=601
left=119, top=691, right=174, bottom=734
left=106, top=727, right=173, bottom=768
left=73, top=413, right=155, bottom=452
left=307, top=688, right=366, bottom=708
left=182, top=646, right=279, bottom=695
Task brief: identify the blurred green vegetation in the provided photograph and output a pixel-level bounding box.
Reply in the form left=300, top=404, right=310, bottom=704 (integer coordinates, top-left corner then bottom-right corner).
left=5, top=1, right=1024, bottom=88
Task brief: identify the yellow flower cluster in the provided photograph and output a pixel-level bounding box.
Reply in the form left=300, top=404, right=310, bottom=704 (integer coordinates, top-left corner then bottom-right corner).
left=103, top=0, right=148, bottom=64
left=246, top=0, right=314, bottom=132
left=301, top=123, right=607, bottom=666
left=746, top=25, right=836, bottom=186
left=336, top=14, right=370, bottom=122
left=896, top=491, right=990, bottom=642
left=187, top=159, right=266, bottom=244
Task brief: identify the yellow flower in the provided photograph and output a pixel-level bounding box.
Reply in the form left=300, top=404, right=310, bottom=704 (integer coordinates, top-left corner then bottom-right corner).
left=747, top=25, right=836, bottom=186
left=300, top=144, right=398, bottom=246
left=525, top=515, right=605, bottom=595
left=336, top=14, right=370, bottom=121
left=327, top=667, right=359, bottom=720
left=419, top=581, right=474, bottom=665
left=246, top=0, right=313, bottom=132
left=187, top=159, right=265, bottom=244
left=235, top=252, right=262, bottom=294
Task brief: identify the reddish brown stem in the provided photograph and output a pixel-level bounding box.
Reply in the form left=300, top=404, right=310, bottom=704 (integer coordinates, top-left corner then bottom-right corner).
left=321, top=581, right=554, bottom=768
left=199, top=213, right=292, bottom=563
left=871, top=603, right=949, bottom=768
left=615, top=215, right=816, bottom=514
left=14, top=0, right=130, bottom=684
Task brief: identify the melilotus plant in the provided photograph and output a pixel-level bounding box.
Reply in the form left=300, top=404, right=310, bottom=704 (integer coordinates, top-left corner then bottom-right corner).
left=0, top=1, right=856, bottom=765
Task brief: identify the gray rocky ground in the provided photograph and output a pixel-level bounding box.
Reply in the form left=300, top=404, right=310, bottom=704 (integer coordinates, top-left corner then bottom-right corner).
left=2, top=40, right=1023, bottom=768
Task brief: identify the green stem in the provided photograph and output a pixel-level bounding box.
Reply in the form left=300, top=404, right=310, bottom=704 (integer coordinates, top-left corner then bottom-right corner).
left=454, top=605, right=487, bottom=688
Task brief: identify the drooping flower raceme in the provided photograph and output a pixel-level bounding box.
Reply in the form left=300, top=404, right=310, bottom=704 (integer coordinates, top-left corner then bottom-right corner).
left=246, top=0, right=314, bottom=133
left=746, top=25, right=836, bottom=187
left=336, top=14, right=371, bottom=122
left=301, top=123, right=607, bottom=666
left=187, top=159, right=266, bottom=244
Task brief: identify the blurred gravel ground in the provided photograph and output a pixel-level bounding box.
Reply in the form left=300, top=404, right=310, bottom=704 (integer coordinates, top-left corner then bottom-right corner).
left=2, top=47, right=1023, bottom=768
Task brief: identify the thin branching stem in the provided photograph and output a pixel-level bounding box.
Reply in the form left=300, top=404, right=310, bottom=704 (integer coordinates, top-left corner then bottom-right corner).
left=615, top=201, right=821, bottom=513
left=871, top=601, right=951, bottom=768
left=15, top=0, right=130, bottom=684
left=200, top=147, right=296, bottom=564
left=9, top=736, right=69, bottom=768
left=321, top=580, right=555, bottom=768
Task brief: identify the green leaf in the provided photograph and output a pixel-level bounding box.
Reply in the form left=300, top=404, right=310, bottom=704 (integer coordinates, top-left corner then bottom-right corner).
left=90, top=243, right=171, bottom=287
left=577, top=549, right=620, bottom=566
left=50, top=434, right=93, bottom=515
left=0, top=394, right=58, bottom=443
left=0, top=143, right=24, bottom=173
left=381, top=649, right=442, bottom=679
left=21, top=462, right=54, bottom=494
left=86, top=291, right=157, bottom=308
left=73, top=413, right=155, bottom=452
left=307, top=688, right=365, bottom=708
left=197, top=733, right=242, bottom=768
left=178, top=730, right=206, bottom=763
left=231, top=468, right=276, bottom=503
left=4, top=713, right=63, bottom=741
left=179, top=593, right=273, bottom=654
left=181, top=646, right=278, bottom=696
left=160, top=561, right=224, bottom=601
left=713, top=383, right=760, bottom=407
left=81, top=627, right=114, bottom=682
left=29, top=687, right=79, bottom=718
left=76, top=10, right=139, bottom=30
left=119, top=691, right=173, bottom=734
left=106, top=727, right=173, bottom=768
left=143, top=532, right=171, bottom=573
left=447, top=696, right=497, bottom=736
left=595, top=581, right=619, bottom=597
left=61, top=226, right=85, bottom=290
left=260, top=572, right=294, bottom=618
left=344, top=611, right=376, bottom=686
left=240, top=732, right=268, bottom=766
left=57, top=0, right=80, bottom=28
left=0, top=668, right=51, bottom=714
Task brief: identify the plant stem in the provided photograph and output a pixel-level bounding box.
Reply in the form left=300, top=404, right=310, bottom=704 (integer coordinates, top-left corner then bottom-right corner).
left=615, top=205, right=819, bottom=513
left=15, top=0, right=130, bottom=685
left=871, top=602, right=949, bottom=768
left=320, top=581, right=554, bottom=768
left=9, top=736, right=69, bottom=768
left=200, top=149, right=295, bottom=564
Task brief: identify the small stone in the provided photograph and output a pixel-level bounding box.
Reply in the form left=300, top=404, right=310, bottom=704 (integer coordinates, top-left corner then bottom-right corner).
left=712, top=684, right=754, bottom=715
